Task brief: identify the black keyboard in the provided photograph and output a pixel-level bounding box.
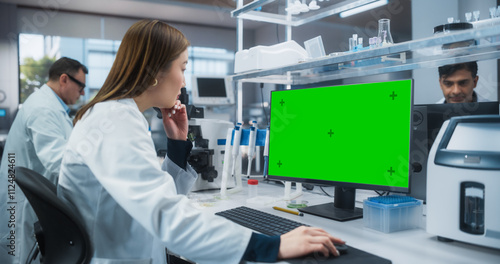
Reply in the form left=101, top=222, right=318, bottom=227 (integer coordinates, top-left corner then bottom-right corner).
left=215, top=206, right=308, bottom=236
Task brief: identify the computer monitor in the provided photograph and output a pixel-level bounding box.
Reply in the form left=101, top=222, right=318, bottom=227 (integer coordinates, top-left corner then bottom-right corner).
left=409, top=101, right=499, bottom=201
left=268, top=79, right=414, bottom=221
left=191, top=75, right=235, bottom=106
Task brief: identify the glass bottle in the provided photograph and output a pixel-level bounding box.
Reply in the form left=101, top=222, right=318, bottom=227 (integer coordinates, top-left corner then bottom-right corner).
left=378, top=18, right=394, bottom=47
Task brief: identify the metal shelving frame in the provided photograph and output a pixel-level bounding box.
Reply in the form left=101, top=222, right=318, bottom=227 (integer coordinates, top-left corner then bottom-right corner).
left=231, top=0, right=379, bottom=26
left=232, top=1, right=500, bottom=119
left=232, top=25, right=500, bottom=85
left=230, top=1, right=500, bottom=197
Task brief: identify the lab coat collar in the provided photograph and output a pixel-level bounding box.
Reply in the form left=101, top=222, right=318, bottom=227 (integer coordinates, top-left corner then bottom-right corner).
left=44, top=84, right=70, bottom=115
left=116, top=98, right=145, bottom=114
left=39, top=84, right=73, bottom=125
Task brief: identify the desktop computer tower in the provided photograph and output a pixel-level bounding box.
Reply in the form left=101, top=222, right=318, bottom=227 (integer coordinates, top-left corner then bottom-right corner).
left=409, top=102, right=499, bottom=202
left=409, top=105, right=428, bottom=201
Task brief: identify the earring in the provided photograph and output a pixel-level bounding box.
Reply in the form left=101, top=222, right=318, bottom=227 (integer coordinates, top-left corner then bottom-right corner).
left=152, top=79, right=158, bottom=86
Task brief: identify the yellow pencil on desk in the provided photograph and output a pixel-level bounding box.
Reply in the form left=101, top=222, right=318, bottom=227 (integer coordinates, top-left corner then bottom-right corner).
left=273, top=206, right=303, bottom=216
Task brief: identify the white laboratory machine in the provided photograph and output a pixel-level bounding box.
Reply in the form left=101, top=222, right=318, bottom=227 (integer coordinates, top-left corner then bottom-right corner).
left=188, top=118, right=235, bottom=191
left=427, top=115, right=500, bottom=249
left=234, top=40, right=308, bottom=73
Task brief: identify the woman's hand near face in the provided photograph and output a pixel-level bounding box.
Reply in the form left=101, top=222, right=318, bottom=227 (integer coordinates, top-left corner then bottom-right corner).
left=161, top=100, right=188, bottom=140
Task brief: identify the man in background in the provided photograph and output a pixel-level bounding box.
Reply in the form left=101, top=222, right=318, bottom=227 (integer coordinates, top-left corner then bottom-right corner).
left=437, top=61, right=488, bottom=103
left=0, top=57, right=87, bottom=264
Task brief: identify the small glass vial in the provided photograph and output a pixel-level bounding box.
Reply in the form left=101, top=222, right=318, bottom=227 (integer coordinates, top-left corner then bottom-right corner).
left=348, top=37, right=355, bottom=51
left=357, top=37, right=363, bottom=50
left=473, top=10, right=480, bottom=22
left=465, top=12, right=472, bottom=22
left=489, top=7, right=497, bottom=18
left=247, top=179, right=259, bottom=198
left=369, top=37, right=376, bottom=49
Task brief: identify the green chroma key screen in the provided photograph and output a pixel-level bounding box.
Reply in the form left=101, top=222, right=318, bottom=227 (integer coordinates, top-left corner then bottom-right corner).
left=268, top=79, right=413, bottom=192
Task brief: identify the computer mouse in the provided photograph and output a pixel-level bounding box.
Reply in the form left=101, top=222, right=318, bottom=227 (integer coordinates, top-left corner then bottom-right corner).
left=304, top=244, right=348, bottom=260
left=334, top=243, right=348, bottom=254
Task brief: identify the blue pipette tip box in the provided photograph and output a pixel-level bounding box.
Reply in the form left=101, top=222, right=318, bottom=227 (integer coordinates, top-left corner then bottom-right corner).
left=363, top=195, right=422, bottom=233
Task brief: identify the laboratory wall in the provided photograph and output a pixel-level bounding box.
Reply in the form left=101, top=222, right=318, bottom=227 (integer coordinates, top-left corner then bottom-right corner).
left=16, top=7, right=239, bottom=50
left=0, top=3, right=19, bottom=130
left=0, top=3, right=258, bottom=129
left=244, top=0, right=413, bottom=119
left=253, top=0, right=412, bottom=53
left=2, top=1, right=499, bottom=129
left=459, top=0, right=499, bottom=103
left=244, top=0, right=499, bottom=108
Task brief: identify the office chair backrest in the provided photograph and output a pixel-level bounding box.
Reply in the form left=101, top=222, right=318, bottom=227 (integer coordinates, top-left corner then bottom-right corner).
left=15, top=167, right=92, bottom=264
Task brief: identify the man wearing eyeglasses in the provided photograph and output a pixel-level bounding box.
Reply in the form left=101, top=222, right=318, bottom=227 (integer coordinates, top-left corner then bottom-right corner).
left=0, top=57, right=87, bottom=264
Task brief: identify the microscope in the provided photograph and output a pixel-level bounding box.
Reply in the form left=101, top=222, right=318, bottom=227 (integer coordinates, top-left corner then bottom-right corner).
left=153, top=88, right=234, bottom=191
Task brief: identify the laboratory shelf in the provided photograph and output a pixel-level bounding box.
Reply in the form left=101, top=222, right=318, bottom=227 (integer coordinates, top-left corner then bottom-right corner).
left=231, top=0, right=379, bottom=27
left=230, top=24, right=500, bottom=85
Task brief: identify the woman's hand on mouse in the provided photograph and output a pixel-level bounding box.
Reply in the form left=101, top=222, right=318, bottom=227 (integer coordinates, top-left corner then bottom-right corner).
left=278, top=226, right=345, bottom=259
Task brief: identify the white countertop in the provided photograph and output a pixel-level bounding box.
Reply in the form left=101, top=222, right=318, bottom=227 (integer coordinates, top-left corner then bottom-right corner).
left=188, top=178, right=500, bottom=264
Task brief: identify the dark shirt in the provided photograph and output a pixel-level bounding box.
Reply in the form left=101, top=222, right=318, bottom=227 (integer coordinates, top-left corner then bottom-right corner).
left=243, top=233, right=281, bottom=262
left=166, top=138, right=192, bottom=169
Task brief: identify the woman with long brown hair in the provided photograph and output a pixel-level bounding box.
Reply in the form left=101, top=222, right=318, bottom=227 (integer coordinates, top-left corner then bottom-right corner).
left=57, top=19, right=343, bottom=263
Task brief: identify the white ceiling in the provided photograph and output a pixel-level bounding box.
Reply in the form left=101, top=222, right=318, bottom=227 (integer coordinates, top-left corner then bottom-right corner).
left=1, top=0, right=412, bottom=30
left=0, top=0, right=253, bottom=29
left=0, top=0, right=413, bottom=38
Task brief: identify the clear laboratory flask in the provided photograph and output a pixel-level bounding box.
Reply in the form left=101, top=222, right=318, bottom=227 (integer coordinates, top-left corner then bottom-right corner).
left=378, top=18, right=394, bottom=46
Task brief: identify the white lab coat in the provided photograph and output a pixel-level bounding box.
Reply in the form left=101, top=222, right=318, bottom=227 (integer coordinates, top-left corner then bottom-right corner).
left=57, top=98, right=252, bottom=264
left=0, top=84, right=73, bottom=264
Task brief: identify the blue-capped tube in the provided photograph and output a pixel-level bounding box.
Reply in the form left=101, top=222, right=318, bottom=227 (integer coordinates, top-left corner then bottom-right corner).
left=263, top=127, right=270, bottom=178
left=247, top=121, right=257, bottom=176
left=231, top=123, right=242, bottom=176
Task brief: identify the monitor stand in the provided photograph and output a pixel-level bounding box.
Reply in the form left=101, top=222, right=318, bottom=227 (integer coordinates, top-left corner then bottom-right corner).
left=298, top=187, right=363, bottom=222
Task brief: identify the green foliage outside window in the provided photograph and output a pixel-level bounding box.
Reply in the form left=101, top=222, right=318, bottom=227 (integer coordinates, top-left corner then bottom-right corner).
left=19, top=55, right=56, bottom=103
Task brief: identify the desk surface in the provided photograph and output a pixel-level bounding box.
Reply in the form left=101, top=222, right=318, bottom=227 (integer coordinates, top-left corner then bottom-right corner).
left=189, top=179, right=500, bottom=264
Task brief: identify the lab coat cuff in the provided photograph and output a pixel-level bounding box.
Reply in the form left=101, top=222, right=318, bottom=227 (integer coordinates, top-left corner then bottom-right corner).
left=166, top=138, right=193, bottom=170
left=242, top=232, right=280, bottom=262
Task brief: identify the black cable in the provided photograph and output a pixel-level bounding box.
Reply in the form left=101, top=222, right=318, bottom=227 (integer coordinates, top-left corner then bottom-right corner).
left=276, top=24, right=280, bottom=43
left=25, top=241, right=39, bottom=264
left=260, top=83, right=269, bottom=126
left=375, top=190, right=390, bottom=196
left=320, top=187, right=389, bottom=197
left=319, top=186, right=333, bottom=197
